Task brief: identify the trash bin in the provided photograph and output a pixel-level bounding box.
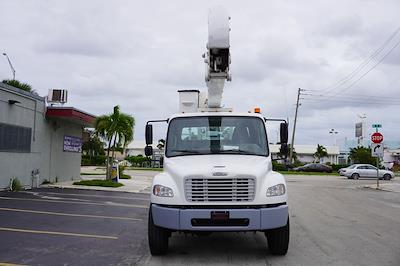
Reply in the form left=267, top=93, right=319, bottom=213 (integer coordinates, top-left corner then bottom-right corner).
left=111, top=162, right=119, bottom=183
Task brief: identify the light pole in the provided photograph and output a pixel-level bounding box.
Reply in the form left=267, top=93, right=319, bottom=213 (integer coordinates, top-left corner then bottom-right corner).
left=2, top=52, right=16, bottom=80
left=329, top=128, right=338, bottom=146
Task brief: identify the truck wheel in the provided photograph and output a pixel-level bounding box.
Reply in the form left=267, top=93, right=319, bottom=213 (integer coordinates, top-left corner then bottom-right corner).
left=148, top=207, right=169, bottom=255
left=265, top=217, right=289, bottom=255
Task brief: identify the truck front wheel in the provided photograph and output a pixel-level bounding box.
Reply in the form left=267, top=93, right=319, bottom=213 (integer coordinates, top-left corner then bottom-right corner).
left=148, top=206, right=169, bottom=255
left=265, top=217, right=289, bottom=255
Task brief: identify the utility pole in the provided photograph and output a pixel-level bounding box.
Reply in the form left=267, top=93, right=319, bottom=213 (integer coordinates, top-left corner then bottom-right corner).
left=289, top=88, right=303, bottom=164
left=2, top=53, right=16, bottom=80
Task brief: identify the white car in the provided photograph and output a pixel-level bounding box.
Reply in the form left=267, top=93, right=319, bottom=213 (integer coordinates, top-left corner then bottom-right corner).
left=344, top=164, right=394, bottom=180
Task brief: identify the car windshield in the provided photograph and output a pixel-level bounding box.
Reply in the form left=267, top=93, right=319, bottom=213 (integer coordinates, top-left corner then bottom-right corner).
left=165, top=116, right=268, bottom=157
left=348, top=165, right=357, bottom=169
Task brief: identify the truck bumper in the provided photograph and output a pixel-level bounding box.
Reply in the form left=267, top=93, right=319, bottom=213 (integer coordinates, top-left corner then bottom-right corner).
left=151, top=204, right=288, bottom=231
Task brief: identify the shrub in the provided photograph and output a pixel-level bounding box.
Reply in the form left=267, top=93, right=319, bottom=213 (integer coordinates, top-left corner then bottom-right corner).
left=272, top=161, right=287, bottom=171
left=125, top=155, right=151, bottom=167
left=330, top=164, right=350, bottom=171
left=81, top=155, right=106, bottom=166
left=11, top=178, right=22, bottom=191
left=73, top=179, right=123, bottom=187
left=41, top=179, right=51, bottom=185
left=118, top=165, right=131, bottom=179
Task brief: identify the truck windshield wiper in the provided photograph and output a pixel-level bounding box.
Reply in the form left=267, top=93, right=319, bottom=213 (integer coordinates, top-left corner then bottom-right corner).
left=218, top=149, right=251, bottom=154
left=170, top=149, right=201, bottom=154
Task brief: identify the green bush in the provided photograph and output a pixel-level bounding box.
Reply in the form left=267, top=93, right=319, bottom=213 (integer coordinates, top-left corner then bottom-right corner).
left=11, top=178, right=22, bottom=191
left=330, top=164, right=350, bottom=171
left=125, top=155, right=151, bottom=167
left=81, top=155, right=106, bottom=166
left=272, top=161, right=287, bottom=171
left=73, top=179, right=123, bottom=187
left=118, top=165, right=131, bottom=179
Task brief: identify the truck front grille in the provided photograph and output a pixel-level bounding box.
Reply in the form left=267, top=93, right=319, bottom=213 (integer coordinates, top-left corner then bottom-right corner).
left=184, top=177, right=256, bottom=202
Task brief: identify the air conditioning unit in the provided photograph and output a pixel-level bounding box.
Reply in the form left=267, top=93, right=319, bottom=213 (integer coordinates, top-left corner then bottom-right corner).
left=48, top=89, right=68, bottom=104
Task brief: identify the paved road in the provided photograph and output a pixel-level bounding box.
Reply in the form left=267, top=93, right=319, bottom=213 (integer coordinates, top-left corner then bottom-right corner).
left=0, top=175, right=399, bottom=265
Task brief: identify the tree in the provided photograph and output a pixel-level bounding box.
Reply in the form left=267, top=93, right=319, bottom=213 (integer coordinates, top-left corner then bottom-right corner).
left=280, top=144, right=297, bottom=160
left=314, top=144, right=328, bottom=163
left=349, top=146, right=375, bottom=165
left=2, top=79, right=36, bottom=94
left=82, top=132, right=105, bottom=165
left=94, top=106, right=135, bottom=179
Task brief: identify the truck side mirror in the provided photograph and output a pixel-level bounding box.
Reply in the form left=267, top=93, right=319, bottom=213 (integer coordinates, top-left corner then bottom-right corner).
left=280, top=123, right=288, bottom=144
left=145, top=124, right=153, bottom=145
left=145, top=145, right=153, bottom=157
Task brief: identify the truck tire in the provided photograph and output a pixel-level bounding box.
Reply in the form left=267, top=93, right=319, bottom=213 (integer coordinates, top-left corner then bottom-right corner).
left=265, top=217, right=289, bottom=255
left=148, top=207, right=169, bottom=255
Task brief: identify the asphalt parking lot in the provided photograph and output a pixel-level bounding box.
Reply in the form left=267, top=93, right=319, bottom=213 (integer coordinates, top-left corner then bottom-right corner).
left=0, top=175, right=399, bottom=266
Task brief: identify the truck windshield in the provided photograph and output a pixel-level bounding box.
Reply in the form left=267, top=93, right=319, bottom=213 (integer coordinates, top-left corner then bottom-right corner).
left=166, top=116, right=268, bottom=157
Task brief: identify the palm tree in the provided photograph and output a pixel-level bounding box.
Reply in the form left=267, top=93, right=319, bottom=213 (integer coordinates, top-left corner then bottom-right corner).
left=314, top=144, right=328, bottom=163
left=95, top=106, right=135, bottom=179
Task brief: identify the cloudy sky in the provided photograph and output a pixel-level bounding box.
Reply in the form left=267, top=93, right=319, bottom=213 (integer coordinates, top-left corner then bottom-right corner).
left=1, top=0, right=399, bottom=147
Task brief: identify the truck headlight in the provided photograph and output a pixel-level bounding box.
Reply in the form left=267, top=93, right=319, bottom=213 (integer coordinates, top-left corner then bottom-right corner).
left=153, top=184, right=174, bottom=197
left=266, top=184, right=286, bottom=197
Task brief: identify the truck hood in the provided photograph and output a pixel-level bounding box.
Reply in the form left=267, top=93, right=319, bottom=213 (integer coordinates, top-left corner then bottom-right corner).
left=164, top=154, right=272, bottom=178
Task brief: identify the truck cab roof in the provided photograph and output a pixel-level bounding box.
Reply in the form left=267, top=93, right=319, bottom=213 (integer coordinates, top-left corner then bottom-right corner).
left=169, top=111, right=265, bottom=120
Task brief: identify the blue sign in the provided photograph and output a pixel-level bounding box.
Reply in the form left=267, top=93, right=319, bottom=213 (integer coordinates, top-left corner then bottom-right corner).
left=63, top=135, right=82, bottom=153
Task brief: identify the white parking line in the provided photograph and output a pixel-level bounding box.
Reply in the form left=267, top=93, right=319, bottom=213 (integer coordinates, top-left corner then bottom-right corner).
left=23, top=191, right=149, bottom=201
left=0, top=196, right=148, bottom=209
left=0, top=207, right=143, bottom=221
left=0, top=227, right=118, bottom=239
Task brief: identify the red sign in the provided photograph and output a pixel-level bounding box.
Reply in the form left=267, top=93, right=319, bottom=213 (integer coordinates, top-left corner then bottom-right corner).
left=371, top=132, right=383, bottom=143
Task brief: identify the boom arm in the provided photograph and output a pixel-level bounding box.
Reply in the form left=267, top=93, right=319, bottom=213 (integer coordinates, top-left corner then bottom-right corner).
left=203, top=7, right=231, bottom=108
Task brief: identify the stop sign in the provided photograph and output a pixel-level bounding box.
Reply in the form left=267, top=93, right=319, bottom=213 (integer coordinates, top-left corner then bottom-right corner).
left=371, top=132, right=383, bottom=143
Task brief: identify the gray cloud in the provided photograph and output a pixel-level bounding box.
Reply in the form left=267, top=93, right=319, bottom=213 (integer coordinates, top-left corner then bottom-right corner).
left=1, top=0, right=400, bottom=146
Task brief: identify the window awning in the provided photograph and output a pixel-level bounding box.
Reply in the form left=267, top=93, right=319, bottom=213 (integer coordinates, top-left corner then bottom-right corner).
left=46, top=107, right=96, bottom=127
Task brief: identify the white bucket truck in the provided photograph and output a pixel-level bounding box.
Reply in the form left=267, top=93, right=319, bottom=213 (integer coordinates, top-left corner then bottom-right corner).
left=145, top=7, right=290, bottom=255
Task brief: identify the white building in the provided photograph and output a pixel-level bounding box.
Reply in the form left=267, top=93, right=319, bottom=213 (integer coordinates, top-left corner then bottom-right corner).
left=270, top=144, right=340, bottom=164
left=125, top=140, right=161, bottom=157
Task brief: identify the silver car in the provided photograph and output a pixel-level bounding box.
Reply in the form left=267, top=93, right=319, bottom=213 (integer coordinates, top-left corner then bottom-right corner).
left=344, top=164, right=394, bottom=180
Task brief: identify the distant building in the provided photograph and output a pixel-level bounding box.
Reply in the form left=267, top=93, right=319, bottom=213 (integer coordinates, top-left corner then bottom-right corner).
left=270, top=144, right=340, bottom=164
left=0, top=83, right=95, bottom=189
left=127, top=140, right=340, bottom=164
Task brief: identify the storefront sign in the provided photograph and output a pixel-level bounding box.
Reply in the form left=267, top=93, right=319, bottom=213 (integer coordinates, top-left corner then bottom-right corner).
left=63, top=135, right=82, bottom=152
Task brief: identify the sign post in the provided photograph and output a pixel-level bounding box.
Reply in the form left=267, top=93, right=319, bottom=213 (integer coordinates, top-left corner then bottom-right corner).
left=371, top=125, right=383, bottom=188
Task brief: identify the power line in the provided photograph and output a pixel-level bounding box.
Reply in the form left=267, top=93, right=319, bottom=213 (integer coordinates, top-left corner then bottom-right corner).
left=312, top=25, right=400, bottom=95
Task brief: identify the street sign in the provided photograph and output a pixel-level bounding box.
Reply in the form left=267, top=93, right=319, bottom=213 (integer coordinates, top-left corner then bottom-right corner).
left=371, top=143, right=384, bottom=158
left=371, top=132, right=383, bottom=143
left=372, top=124, right=382, bottom=128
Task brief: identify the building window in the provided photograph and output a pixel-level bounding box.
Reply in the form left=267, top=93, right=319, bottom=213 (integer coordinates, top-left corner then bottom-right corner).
left=0, top=122, right=32, bottom=152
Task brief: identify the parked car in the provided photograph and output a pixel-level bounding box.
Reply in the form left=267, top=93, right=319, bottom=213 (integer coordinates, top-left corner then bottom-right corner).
left=344, top=164, right=394, bottom=180
left=338, top=165, right=357, bottom=176
left=293, top=163, right=332, bottom=173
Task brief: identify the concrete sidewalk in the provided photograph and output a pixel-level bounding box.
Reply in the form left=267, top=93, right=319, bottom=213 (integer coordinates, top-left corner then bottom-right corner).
left=360, top=182, right=400, bottom=193
left=42, top=169, right=157, bottom=193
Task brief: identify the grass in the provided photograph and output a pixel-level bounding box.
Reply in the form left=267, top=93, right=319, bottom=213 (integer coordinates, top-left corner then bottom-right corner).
left=73, top=179, right=124, bottom=187
left=278, top=171, right=339, bottom=176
